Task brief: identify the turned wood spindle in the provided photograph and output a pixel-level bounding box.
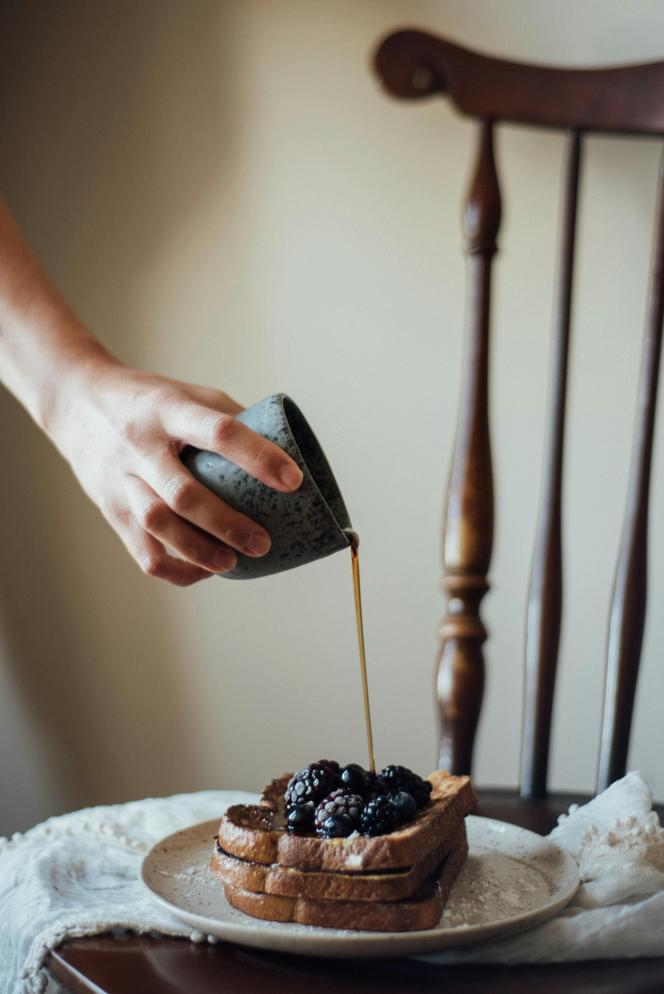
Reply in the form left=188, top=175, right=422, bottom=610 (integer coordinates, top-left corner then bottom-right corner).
left=597, top=146, right=664, bottom=791
left=436, top=119, right=501, bottom=775
left=521, top=130, right=582, bottom=798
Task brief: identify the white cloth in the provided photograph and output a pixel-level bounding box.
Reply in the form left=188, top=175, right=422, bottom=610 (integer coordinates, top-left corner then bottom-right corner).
left=0, top=789, right=257, bottom=994
left=418, top=771, right=664, bottom=966
left=2, top=773, right=663, bottom=993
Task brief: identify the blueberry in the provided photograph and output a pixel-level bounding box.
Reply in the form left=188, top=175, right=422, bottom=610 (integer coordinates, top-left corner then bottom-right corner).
left=390, top=790, right=417, bottom=824
left=340, top=764, right=369, bottom=795
left=321, top=814, right=354, bottom=838
left=286, top=802, right=314, bottom=833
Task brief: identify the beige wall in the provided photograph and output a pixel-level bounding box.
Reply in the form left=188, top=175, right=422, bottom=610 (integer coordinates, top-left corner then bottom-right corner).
left=1, top=0, right=663, bottom=834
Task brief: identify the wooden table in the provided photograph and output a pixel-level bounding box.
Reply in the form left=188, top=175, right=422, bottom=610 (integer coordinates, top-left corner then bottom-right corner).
left=46, top=790, right=664, bottom=994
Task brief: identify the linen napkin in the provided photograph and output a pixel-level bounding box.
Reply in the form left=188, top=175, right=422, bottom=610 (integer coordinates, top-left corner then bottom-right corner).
left=0, top=789, right=257, bottom=994
left=419, top=770, right=664, bottom=965
left=2, top=773, right=663, bottom=993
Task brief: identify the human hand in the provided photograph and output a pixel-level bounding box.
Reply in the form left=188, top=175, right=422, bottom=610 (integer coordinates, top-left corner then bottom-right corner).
left=48, top=350, right=303, bottom=585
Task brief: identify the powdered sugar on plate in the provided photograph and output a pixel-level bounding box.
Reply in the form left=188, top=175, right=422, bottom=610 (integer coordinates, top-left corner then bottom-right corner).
left=440, top=852, right=554, bottom=927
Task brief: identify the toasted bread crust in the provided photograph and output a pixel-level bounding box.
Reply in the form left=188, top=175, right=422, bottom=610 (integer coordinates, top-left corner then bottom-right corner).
left=217, top=770, right=476, bottom=872
left=212, top=824, right=467, bottom=902
left=221, top=837, right=468, bottom=932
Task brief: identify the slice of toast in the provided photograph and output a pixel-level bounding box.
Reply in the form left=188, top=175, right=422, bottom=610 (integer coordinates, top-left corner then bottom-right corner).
left=212, top=822, right=467, bottom=902
left=217, top=770, right=475, bottom=872
left=221, top=834, right=469, bottom=932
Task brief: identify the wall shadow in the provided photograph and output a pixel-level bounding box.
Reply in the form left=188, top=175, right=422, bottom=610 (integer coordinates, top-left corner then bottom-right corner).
left=0, top=0, right=242, bottom=832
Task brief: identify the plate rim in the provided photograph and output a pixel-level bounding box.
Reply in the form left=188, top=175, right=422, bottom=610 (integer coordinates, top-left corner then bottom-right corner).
left=140, top=814, right=579, bottom=957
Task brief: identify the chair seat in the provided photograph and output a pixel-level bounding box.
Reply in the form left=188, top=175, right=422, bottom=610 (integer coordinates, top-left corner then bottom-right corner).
left=476, top=786, right=592, bottom=832
left=478, top=785, right=664, bottom=829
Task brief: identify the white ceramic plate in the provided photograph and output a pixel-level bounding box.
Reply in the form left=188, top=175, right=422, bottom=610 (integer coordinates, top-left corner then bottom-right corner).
left=141, top=815, right=578, bottom=958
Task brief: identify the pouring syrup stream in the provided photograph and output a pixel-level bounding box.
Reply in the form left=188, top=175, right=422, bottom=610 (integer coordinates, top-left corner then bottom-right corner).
left=344, top=529, right=376, bottom=773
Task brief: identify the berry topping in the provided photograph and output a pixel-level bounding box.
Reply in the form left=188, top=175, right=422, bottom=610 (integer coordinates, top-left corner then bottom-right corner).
left=377, top=765, right=432, bottom=808
left=286, top=802, right=315, bottom=833
left=285, top=764, right=340, bottom=809
left=389, top=790, right=418, bottom=824
left=314, top=789, right=363, bottom=834
left=282, top=761, right=431, bottom=837
left=359, top=795, right=398, bottom=836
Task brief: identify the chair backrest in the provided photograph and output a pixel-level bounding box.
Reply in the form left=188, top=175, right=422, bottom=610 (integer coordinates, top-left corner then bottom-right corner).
left=374, top=30, right=664, bottom=797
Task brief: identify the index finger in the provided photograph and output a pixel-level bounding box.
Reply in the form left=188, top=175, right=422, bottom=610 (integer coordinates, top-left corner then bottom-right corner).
left=164, top=403, right=303, bottom=493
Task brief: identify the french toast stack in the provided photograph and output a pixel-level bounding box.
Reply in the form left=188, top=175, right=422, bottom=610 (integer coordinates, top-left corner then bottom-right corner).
left=212, top=769, right=476, bottom=931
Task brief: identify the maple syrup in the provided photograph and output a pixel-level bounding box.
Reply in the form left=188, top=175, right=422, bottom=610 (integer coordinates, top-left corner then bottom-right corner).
left=344, top=529, right=376, bottom=773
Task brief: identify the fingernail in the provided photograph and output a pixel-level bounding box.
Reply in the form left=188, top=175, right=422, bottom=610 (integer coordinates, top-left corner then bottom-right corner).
left=245, top=531, right=271, bottom=556
left=279, top=463, right=303, bottom=491
left=213, top=549, right=236, bottom=571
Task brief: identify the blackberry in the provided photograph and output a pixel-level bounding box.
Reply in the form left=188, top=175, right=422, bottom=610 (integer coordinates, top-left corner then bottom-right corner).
left=316, top=759, right=341, bottom=774
left=359, top=795, right=398, bottom=836
left=314, top=789, right=363, bottom=834
left=389, top=790, right=417, bottom=825
left=377, top=766, right=432, bottom=808
left=365, top=771, right=389, bottom=799
left=284, top=764, right=339, bottom=809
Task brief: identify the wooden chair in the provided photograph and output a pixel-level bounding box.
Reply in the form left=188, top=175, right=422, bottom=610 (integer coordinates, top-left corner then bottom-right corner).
left=48, top=30, right=664, bottom=994
left=374, top=29, right=664, bottom=799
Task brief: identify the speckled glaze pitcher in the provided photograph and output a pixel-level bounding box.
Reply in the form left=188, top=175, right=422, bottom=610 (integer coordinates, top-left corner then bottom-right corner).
left=181, top=394, right=352, bottom=579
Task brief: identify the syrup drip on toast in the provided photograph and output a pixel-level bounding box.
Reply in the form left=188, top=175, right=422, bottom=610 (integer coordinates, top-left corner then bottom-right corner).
left=344, top=529, right=376, bottom=773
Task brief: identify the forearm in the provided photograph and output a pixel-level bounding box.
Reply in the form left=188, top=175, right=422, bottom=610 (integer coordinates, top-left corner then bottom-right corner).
left=0, top=197, right=115, bottom=432
left=0, top=197, right=302, bottom=585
